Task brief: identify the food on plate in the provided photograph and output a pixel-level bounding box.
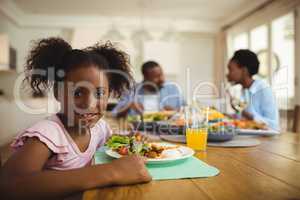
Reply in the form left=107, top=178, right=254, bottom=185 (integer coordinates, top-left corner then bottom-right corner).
left=127, top=111, right=175, bottom=123
left=208, top=121, right=235, bottom=133
left=169, top=108, right=267, bottom=131
left=174, top=118, right=186, bottom=126
left=130, top=107, right=268, bottom=132
left=127, top=115, right=140, bottom=123
left=105, top=133, right=179, bottom=159
left=143, top=112, right=167, bottom=122
left=169, top=113, right=193, bottom=127
left=233, top=119, right=267, bottom=130
left=207, top=109, right=225, bottom=121
left=168, top=107, right=224, bottom=126
left=206, top=108, right=268, bottom=130
left=105, top=133, right=148, bottom=155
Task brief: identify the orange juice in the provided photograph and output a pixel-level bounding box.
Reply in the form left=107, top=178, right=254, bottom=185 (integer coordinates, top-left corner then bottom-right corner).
left=186, top=128, right=208, bottom=151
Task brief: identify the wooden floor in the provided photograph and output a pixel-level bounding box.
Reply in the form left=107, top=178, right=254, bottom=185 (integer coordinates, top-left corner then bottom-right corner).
left=83, top=133, right=300, bottom=200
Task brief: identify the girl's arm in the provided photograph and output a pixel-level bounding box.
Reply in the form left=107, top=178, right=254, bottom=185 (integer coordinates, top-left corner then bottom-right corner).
left=0, top=138, right=151, bottom=200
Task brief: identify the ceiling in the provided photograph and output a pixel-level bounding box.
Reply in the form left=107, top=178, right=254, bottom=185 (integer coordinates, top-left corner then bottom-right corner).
left=12, top=0, right=265, bottom=21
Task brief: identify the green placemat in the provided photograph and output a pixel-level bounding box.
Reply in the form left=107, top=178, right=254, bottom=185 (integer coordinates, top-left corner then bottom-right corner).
left=94, top=149, right=219, bottom=180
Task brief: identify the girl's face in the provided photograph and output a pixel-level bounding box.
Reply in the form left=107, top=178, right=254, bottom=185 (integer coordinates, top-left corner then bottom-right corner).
left=57, top=65, right=109, bottom=129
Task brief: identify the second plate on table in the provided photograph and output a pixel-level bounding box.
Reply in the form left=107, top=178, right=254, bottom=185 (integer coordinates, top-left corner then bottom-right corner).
left=237, top=129, right=280, bottom=136
left=160, top=131, right=236, bottom=143
left=160, top=135, right=186, bottom=143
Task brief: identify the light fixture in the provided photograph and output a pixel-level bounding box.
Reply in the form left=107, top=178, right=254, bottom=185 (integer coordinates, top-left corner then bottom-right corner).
left=132, top=28, right=152, bottom=41
left=132, top=0, right=152, bottom=41
left=160, top=25, right=181, bottom=42
left=102, top=24, right=125, bottom=41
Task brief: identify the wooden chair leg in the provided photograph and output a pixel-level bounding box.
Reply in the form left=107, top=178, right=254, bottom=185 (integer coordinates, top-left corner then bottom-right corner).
left=293, top=105, right=300, bottom=133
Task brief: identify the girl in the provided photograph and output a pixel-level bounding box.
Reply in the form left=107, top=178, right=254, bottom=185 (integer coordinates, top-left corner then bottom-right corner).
left=0, top=38, right=151, bottom=200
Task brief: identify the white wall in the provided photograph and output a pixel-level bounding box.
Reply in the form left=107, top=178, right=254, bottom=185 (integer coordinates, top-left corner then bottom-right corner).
left=0, top=98, right=52, bottom=146
left=178, top=33, right=215, bottom=89
left=0, top=12, right=71, bottom=97
left=71, top=29, right=215, bottom=97
left=0, top=13, right=69, bottom=72
left=0, top=14, right=67, bottom=145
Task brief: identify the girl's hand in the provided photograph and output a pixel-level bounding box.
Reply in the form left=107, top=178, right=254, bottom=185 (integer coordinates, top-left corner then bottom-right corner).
left=109, top=155, right=152, bottom=185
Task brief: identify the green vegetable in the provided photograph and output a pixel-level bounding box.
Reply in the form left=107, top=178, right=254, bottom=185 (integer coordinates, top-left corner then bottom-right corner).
left=106, top=134, right=151, bottom=156
left=106, top=135, right=130, bottom=150
left=153, top=115, right=164, bottom=121
left=127, top=115, right=140, bottom=122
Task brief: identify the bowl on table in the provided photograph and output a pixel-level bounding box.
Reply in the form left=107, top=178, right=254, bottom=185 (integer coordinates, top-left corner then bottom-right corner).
left=207, top=122, right=237, bottom=142
left=207, top=129, right=236, bottom=142
left=158, top=120, right=237, bottom=143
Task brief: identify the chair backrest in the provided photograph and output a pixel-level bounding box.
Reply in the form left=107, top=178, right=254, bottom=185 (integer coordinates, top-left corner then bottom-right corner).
left=293, top=105, right=300, bottom=133
left=279, top=109, right=294, bottom=131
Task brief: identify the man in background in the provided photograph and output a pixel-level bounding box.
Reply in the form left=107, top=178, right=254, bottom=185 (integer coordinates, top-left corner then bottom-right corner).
left=112, top=61, right=185, bottom=117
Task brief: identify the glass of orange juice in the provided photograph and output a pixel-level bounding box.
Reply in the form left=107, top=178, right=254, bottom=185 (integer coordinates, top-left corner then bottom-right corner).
left=186, top=128, right=208, bottom=151
left=184, top=105, right=209, bottom=151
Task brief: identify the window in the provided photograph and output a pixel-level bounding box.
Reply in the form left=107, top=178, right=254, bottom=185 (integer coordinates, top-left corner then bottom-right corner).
left=250, top=25, right=268, bottom=51
left=250, top=25, right=268, bottom=79
left=233, top=32, right=248, bottom=51
left=271, top=13, right=295, bottom=101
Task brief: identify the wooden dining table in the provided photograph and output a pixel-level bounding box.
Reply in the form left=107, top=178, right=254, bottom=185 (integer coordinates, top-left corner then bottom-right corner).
left=83, top=132, right=300, bottom=200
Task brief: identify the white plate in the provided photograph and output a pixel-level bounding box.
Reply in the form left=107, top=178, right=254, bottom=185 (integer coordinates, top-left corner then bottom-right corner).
left=105, top=143, right=195, bottom=164
left=160, top=135, right=186, bottom=143
left=237, top=129, right=280, bottom=136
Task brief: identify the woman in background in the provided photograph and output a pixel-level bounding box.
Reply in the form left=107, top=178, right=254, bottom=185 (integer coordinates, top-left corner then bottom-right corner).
left=227, top=49, right=279, bottom=131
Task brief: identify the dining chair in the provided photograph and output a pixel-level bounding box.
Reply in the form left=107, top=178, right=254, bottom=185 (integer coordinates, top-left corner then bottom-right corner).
left=293, top=105, right=300, bottom=133
left=279, top=109, right=294, bottom=131
left=0, top=143, right=12, bottom=167
left=0, top=145, right=4, bottom=167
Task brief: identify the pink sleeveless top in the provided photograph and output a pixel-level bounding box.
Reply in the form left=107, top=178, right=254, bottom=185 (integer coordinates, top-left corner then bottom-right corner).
left=11, top=115, right=112, bottom=170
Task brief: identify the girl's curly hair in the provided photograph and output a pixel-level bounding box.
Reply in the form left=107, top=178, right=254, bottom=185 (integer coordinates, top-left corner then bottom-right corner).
left=25, top=37, right=134, bottom=97
left=85, top=42, right=134, bottom=97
